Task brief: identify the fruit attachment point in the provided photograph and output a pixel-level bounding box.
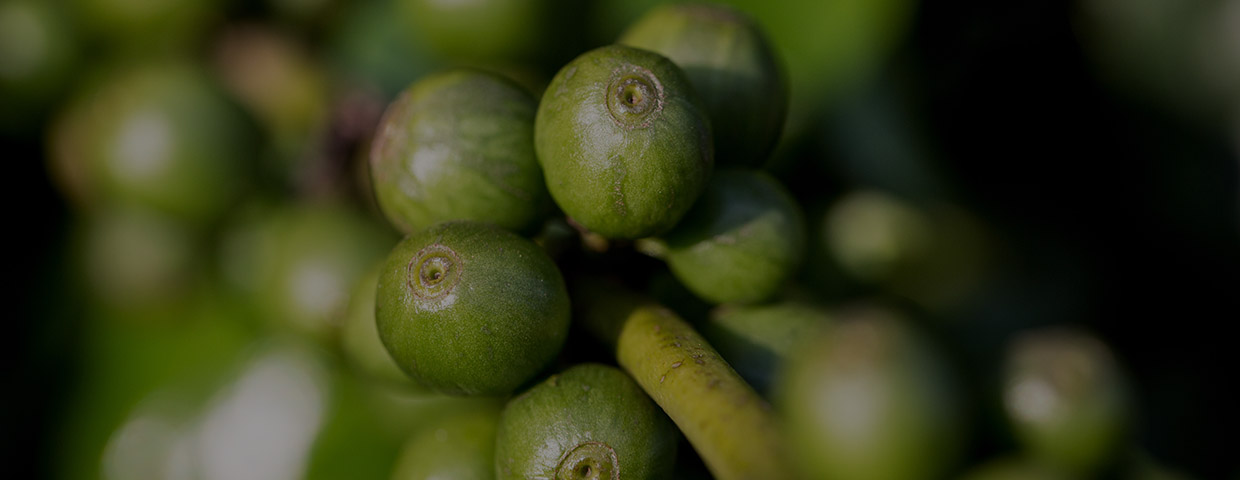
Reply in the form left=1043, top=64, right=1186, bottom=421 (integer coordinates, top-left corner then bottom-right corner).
left=407, top=243, right=462, bottom=302
left=606, top=65, right=664, bottom=129
left=556, top=441, right=619, bottom=480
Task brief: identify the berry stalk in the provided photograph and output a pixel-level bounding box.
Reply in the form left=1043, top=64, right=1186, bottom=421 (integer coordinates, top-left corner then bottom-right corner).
left=577, top=279, right=793, bottom=480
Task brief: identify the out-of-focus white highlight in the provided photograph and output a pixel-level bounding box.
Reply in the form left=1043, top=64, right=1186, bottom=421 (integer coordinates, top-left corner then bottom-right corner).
left=113, top=109, right=172, bottom=183
left=826, top=190, right=931, bottom=281
left=820, top=375, right=882, bottom=448
left=405, top=143, right=453, bottom=199
left=196, top=349, right=328, bottom=480
left=101, top=346, right=330, bottom=480
left=102, top=394, right=195, bottom=480
left=1008, top=378, right=1060, bottom=424
left=288, top=259, right=345, bottom=321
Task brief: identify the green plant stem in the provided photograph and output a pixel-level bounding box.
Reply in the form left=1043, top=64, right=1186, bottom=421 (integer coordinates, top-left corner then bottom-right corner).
left=576, top=278, right=793, bottom=480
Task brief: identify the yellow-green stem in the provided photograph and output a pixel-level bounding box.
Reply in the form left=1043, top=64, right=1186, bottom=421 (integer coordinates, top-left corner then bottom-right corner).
left=577, top=279, right=793, bottom=480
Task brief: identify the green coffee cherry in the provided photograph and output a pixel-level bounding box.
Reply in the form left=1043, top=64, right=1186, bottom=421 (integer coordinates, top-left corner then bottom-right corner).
left=777, top=306, right=965, bottom=480
left=76, top=206, right=201, bottom=311
left=620, top=4, right=787, bottom=167
left=535, top=45, right=713, bottom=239
left=494, top=364, right=678, bottom=480
left=824, top=190, right=934, bottom=283
left=1002, top=328, right=1133, bottom=475
left=391, top=404, right=503, bottom=480
left=50, top=62, right=253, bottom=222
left=376, top=221, right=570, bottom=396
left=220, top=203, right=395, bottom=341
left=662, top=169, right=805, bottom=304
left=371, top=69, right=549, bottom=234
left=822, top=190, right=992, bottom=312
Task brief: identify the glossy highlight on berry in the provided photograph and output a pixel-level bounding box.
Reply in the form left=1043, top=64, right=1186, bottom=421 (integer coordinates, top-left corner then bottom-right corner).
left=370, top=69, right=549, bottom=234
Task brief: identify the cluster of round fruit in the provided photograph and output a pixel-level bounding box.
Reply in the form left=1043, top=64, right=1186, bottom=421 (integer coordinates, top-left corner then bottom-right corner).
left=360, top=4, right=1141, bottom=480
left=365, top=4, right=801, bottom=478
left=20, top=0, right=1169, bottom=478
